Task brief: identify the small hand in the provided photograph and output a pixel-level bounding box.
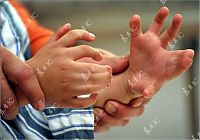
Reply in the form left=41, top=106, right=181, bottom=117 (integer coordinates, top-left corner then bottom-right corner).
left=26, top=24, right=113, bottom=108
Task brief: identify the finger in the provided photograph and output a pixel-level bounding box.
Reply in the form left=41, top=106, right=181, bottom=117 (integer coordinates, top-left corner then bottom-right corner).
left=96, top=48, right=116, bottom=56
left=74, top=83, right=111, bottom=96
left=148, top=7, right=169, bottom=35
left=0, top=47, right=45, bottom=110
left=94, top=108, right=129, bottom=127
left=143, top=98, right=151, bottom=105
left=159, top=14, right=182, bottom=48
left=15, top=87, right=29, bottom=107
left=70, top=93, right=98, bottom=108
left=88, top=72, right=112, bottom=86
left=69, top=45, right=102, bottom=61
left=131, top=96, right=146, bottom=107
left=94, top=125, right=110, bottom=133
left=131, top=96, right=151, bottom=107
left=129, top=15, right=142, bottom=38
left=167, top=49, right=194, bottom=77
left=57, top=29, right=96, bottom=47
left=48, top=23, right=71, bottom=43
left=78, top=56, right=129, bottom=74
left=177, top=49, right=194, bottom=71
left=143, top=83, right=159, bottom=98
left=74, top=62, right=112, bottom=74
left=106, top=56, right=129, bottom=74
left=105, top=100, right=145, bottom=119
left=0, top=68, right=19, bottom=120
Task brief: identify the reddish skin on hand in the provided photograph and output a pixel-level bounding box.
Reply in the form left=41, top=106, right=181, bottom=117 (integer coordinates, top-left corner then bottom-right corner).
left=94, top=7, right=194, bottom=132
left=126, top=7, right=194, bottom=98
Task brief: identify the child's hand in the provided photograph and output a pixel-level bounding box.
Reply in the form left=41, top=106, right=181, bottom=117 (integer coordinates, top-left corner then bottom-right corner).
left=78, top=49, right=129, bottom=74
left=126, top=7, right=194, bottom=98
left=26, top=24, right=112, bottom=108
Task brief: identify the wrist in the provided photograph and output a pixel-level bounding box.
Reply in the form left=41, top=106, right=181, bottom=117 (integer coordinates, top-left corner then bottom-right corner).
left=122, top=69, right=143, bottom=99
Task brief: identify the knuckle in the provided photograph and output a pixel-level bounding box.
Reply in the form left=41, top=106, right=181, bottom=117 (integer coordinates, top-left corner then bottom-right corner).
left=127, top=81, right=134, bottom=93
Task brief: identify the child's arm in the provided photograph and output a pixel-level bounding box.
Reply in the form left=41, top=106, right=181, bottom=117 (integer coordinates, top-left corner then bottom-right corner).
left=17, top=25, right=113, bottom=108
left=95, top=7, right=194, bottom=108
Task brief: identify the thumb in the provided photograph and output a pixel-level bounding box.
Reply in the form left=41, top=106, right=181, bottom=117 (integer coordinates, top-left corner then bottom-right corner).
left=78, top=55, right=129, bottom=74
left=105, top=56, right=129, bottom=74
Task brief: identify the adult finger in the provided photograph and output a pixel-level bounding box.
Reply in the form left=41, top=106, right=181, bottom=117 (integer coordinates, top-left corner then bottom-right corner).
left=94, top=108, right=129, bottom=127
left=0, top=47, right=45, bottom=110
left=78, top=55, right=129, bottom=74
left=104, top=100, right=145, bottom=119
left=69, top=45, right=102, bottom=61
left=130, top=96, right=151, bottom=107
left=129, top=15, right=142, bottom=38
left=159, top=14, right=182, bottom=48
left=0, top=67, right=19, bottom=120
left=148, top=7, right=169, bottom=35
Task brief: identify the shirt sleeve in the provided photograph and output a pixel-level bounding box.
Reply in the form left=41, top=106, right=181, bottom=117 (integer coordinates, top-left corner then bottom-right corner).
left=9, top=0, right=54, bottom=56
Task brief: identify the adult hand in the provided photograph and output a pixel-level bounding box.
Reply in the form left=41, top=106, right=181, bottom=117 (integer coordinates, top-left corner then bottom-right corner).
left=94, top=97, right=150, bottom=132
left=0, top=46, right=45, bottom=120
left=78, top=49, right=129, bottom=74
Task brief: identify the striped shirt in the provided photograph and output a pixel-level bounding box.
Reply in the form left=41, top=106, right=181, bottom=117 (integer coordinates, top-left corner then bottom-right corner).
left=0, top=1, right=94, bottom=139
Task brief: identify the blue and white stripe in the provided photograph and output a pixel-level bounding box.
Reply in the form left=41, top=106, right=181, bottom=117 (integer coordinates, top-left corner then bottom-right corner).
left=0, top=1, right=94, bottom=139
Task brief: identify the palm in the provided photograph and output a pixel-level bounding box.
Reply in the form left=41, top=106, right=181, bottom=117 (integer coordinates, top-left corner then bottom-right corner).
left=127, top=7, right=194, bottom=97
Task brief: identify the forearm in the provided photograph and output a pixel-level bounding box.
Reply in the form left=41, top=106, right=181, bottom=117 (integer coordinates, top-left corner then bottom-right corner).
left=95, top=70, right=142, bottom=108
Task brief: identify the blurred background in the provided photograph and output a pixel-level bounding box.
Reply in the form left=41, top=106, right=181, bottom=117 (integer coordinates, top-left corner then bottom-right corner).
left=21, top=0, right=199, bottom=139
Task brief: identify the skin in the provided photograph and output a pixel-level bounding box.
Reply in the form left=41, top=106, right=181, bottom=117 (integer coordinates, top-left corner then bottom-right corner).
left=1, top=7, right=193, bottom=133
left=94, top=7, right=194, bottom=110
left=78, top=49, right=148, bottom=132
left=1, top=23, right=141, bottom=132
left=0, top=46, right=45, bottom=120
left=94, top=96, right=150, bottom=132
left=18, top=24, right=113, bottom=108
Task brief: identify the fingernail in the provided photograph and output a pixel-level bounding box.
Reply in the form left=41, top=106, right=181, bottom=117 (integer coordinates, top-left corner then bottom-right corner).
left=107, top=66, right=112, bottom=73
left=143, top=89, right=152, bottom=98
left=107, top=81, right=111, bottom=86
left=36, top=100, right=45, bottom=111
left=64, top=23, right=71, bottom=28
left=106, top=103, right=116, bottom=113
left=89, top=33, right=95, bottom=39
left=132, top=102, right=142, bottom=107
